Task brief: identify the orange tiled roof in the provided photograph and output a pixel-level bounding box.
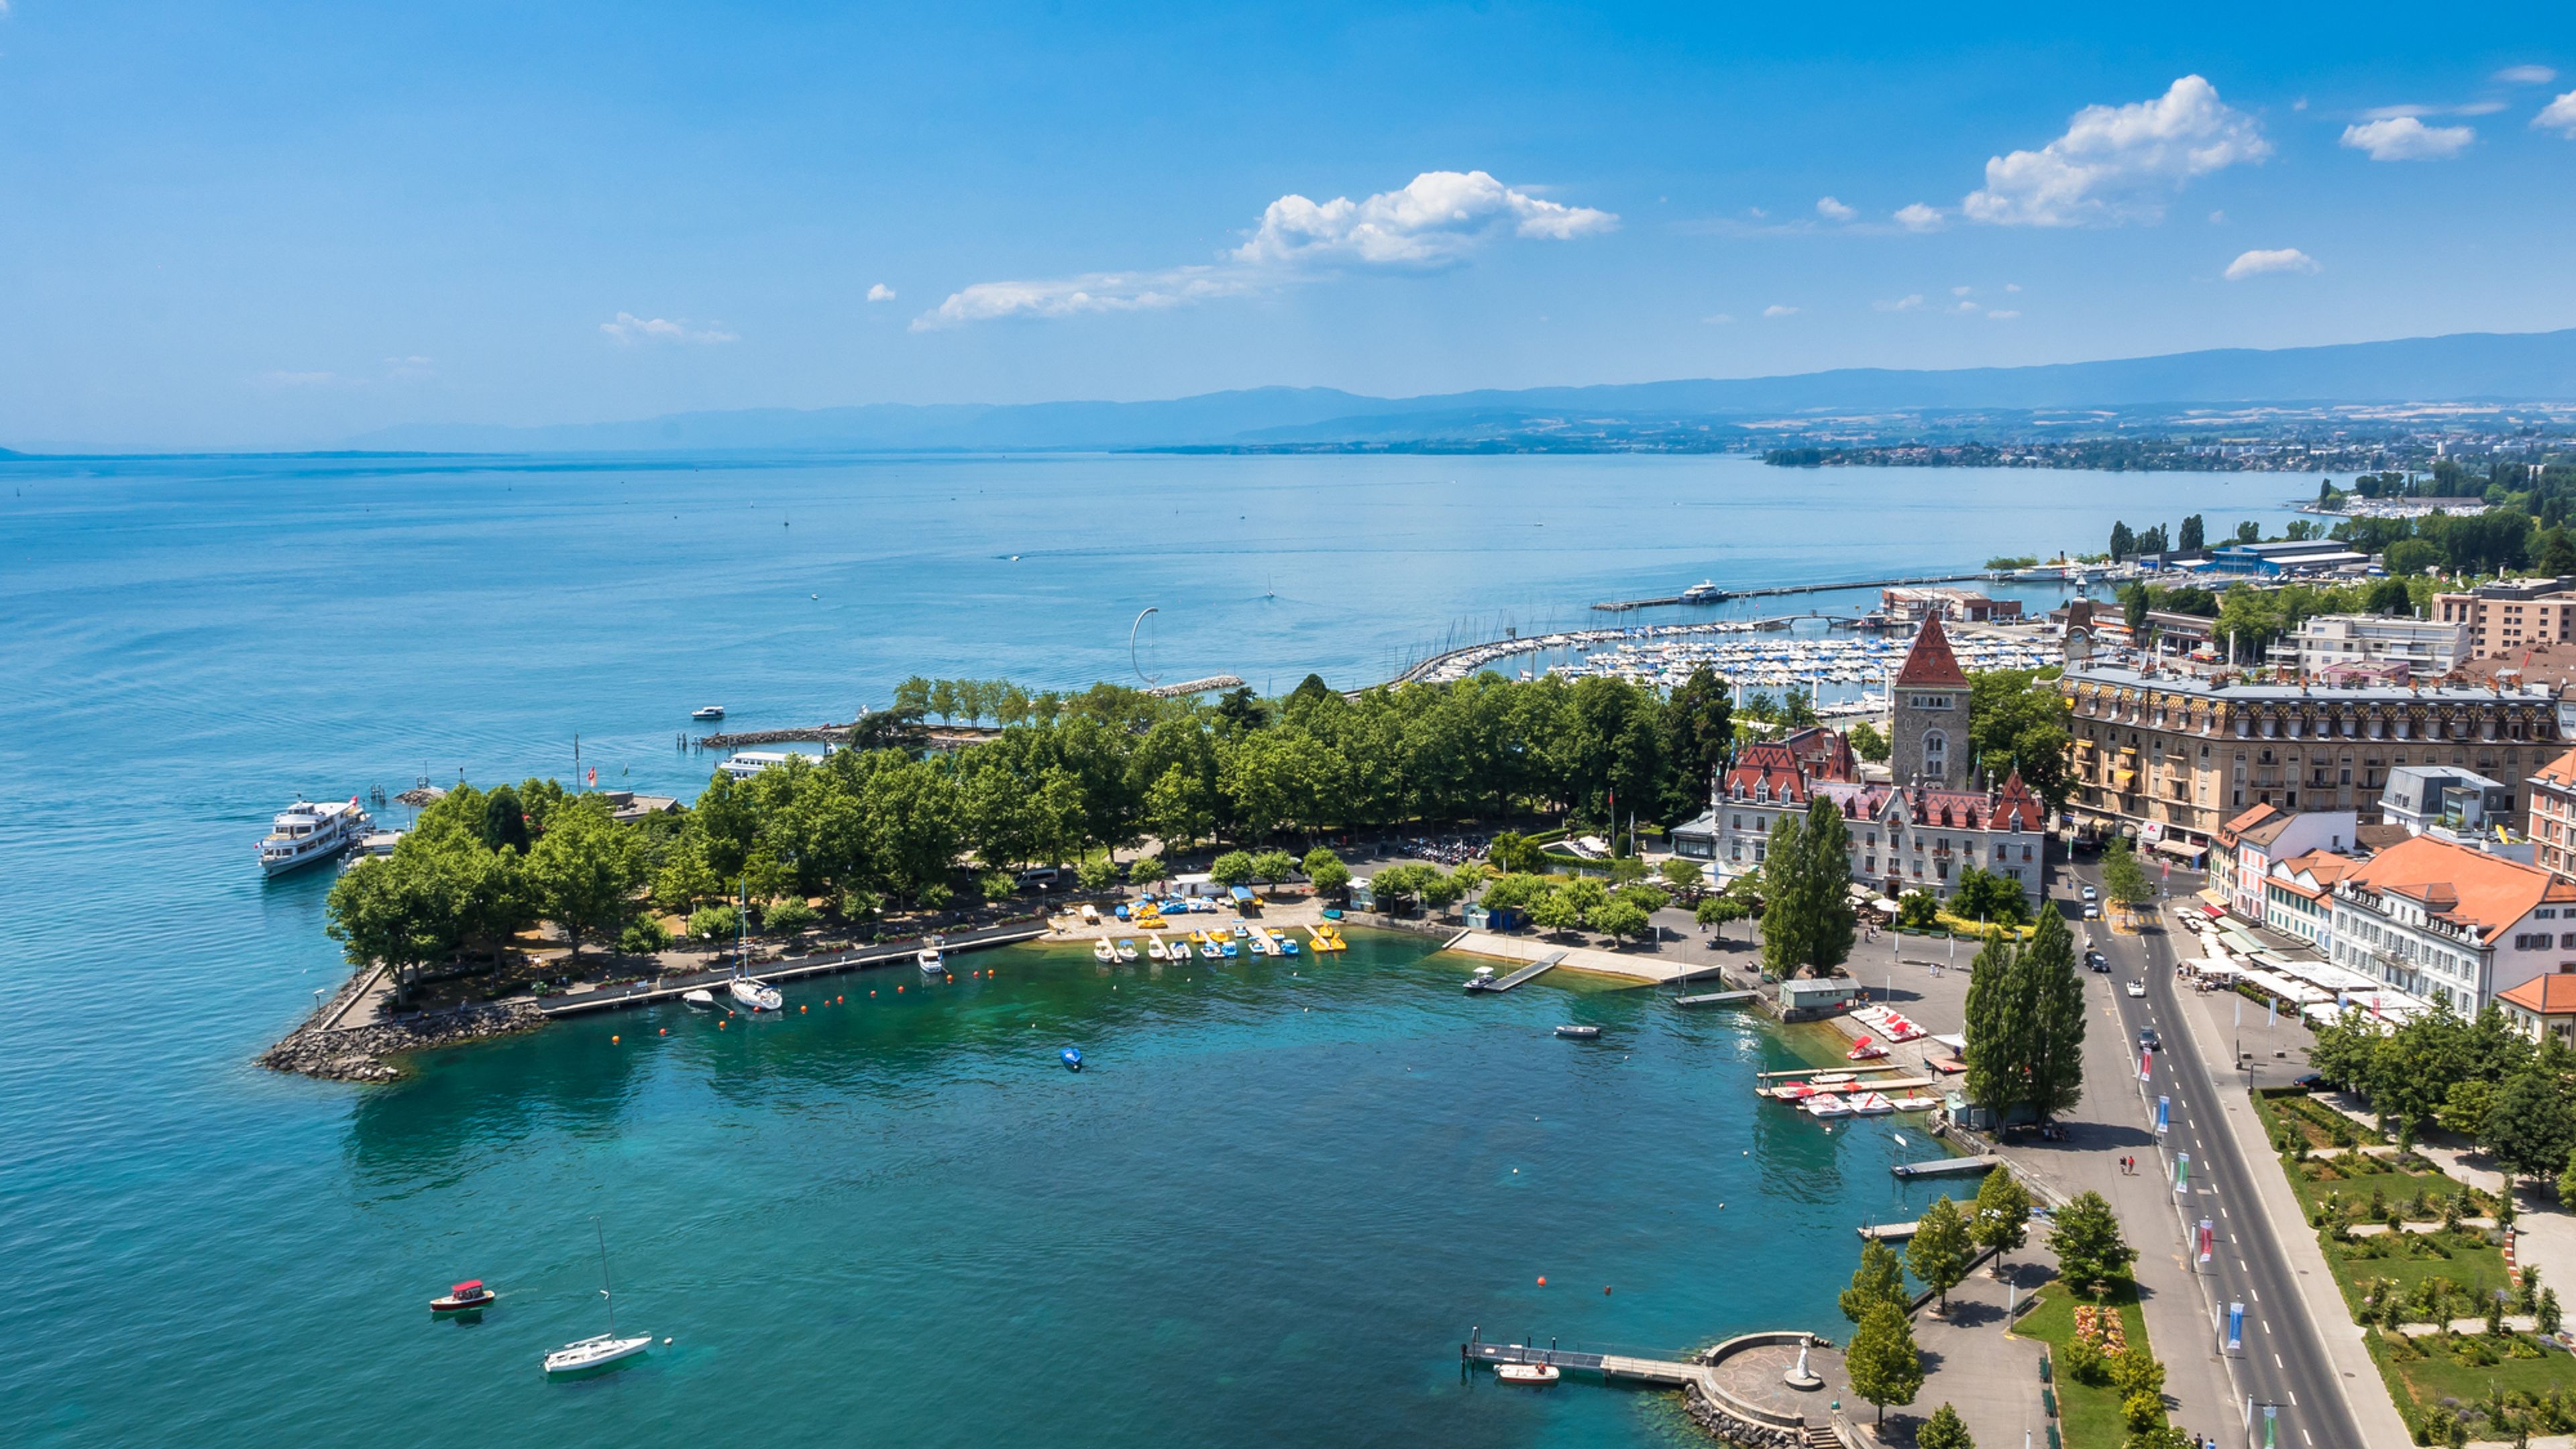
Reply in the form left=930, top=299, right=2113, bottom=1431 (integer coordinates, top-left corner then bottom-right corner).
left=2534, top=747, right=2576, bottom=790
left=2500, top=973, right=2576, bottom=1017
left=2344, top=834, right=2576, bottom=938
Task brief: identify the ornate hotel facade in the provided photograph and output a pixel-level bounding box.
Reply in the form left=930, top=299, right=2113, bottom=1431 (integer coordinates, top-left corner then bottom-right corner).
left=2059, top=663, right=2572, bottom=851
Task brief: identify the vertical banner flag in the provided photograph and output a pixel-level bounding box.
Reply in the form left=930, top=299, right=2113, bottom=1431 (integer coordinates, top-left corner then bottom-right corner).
left=2141, top=1046, right=2154, bottom=1082
left=2268, top=993, right=2277, bottom=1028
left=2262, top=1403, right=2278, bottom=1448
left=2227, top=1302, right=2245, bottom=1352
left=2156, top=1094, right=2170, bottom=1135
left=2198, top=1218, right=2215, bottom=1264
left=586, top=766, right=597, bottom=787
left=2175, top=1152, right=2191, bottom=1195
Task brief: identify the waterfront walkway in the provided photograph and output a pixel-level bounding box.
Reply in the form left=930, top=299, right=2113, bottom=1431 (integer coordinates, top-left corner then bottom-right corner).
left=536, top=922, right=1050, bottom=1017
left=1443, top=929, right=1745, bottom=987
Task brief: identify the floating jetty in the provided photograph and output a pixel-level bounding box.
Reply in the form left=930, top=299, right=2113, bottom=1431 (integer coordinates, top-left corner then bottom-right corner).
left=1858, top=1222, right=1919, bottom=1241
left=1465, top=953, right=1563, bottom=993
left=1589, top=572, right=1997, bottom=612
left=1892, top=1154, right=2002, bottom=1180
left=537, top=922, right=1047, bottom=1017
left=1674, top=989, right=1756, bottom=1007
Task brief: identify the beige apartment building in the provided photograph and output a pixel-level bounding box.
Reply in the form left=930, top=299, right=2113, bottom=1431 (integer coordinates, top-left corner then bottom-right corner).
left=2059, top=663, right=2569, bottom=850
left=2434, top=579, right=2576, bottom=655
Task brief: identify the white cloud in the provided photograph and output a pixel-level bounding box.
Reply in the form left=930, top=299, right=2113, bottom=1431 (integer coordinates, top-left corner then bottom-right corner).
left=2224, top=247, right=2318, bottom=280
left=1962, top=75, right=2269, bottom=227
left=1953, top=300, right=1980, bottom=313
left=1986, top=310, right=2022, bottom=321
left=383, top=355, right=435, bottom=380
left=1874, top=294, right=1925, bottom=312
left=2341, top=116, right=2475, bottom=159
left=2004, top=282, right=2021, bottom=292
left=1701, top=313, right=1736, bottom=325
left=2497, top=65, right=2558, bottom=86
left=918, top=170, right=1615, bottom=329
left=1893, top=203, right=1945, bottom=232
left=1951, top=285, right=1973, bottom=297
left=1815, top=196, right=1858, bottom=222
left=600, top=313, right=738, bottom=344
left=2539, top=91, right=2576, bottom=136
left=866, top=283, right=896, bottom=303
left=1762, top=304, right=1799, bottom=318
left=2359, top=101, right=2502, bottom=120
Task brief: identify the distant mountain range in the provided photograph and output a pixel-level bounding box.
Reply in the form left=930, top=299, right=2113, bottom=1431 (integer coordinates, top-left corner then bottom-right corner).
left=333, top=324, right=2576, bottom=455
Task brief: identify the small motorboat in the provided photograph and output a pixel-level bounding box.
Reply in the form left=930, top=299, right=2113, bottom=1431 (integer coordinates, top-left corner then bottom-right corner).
left=682, top=989, right=716, bottom=1010
left=1554, top=1024, right=1601, bottom=1039
left=1494, top=1362, right=1561, bottom=1385
left=1806, top=1093, right=1854, bottom=1118
left=1219, top=941, right=1238, bottom=958
left=431, top=1280, right=495, bottom=1313
left=1061, top=1046, right=1084, bottom=1072
left=1093, top=939, right=1116, bottom=963
left=1148, top=937, right=1170, bottom=961
left=917, top=940, right=947, bottom=976
left=1115, top=940, right=1138, bottom=962
left=729, top=975, right=782, bottom=1012
left=691, top=706, right=724, bottom=721
left=1464, top=965, right=1496, bottom=991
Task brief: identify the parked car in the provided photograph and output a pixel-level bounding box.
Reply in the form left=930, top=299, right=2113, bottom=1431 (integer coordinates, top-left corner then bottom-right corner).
left=2125, top=980, right=2146, bottom=998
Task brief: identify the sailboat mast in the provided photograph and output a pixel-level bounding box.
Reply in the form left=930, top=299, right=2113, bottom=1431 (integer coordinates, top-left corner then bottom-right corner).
left=595, top=1216, right=616, bottom=1333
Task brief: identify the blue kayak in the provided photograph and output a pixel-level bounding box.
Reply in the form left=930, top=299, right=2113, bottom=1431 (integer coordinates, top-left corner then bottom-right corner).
left=1061, top=1046, right=1083, bottom=1071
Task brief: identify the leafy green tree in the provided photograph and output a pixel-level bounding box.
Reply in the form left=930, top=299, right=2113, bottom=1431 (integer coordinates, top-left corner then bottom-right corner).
left=1762, top=797, right=1855, bottom=977
left=618, top=916, right=673, bottom=955
left=2021, top=906, right=2088, bottom=1122
left=1973, top=1167, right=2033, bottom=1269
left=1371, top=862, right=1439, bottom=911
left=2108, top=521, right=2135, bottom=561
left=2438, top=1078, right=2500, bottom=1140
left=526, top=796, right=646, bottom=965
left=2177, top=514, right=2205, bottom=552
left=1127, top=855, right=1169, bottom=892
left=1075, top=852, right=1122, bottom=892
left=2484, top=1066, right=2576, bottom=1191
left=1487, top=831, right=1545, bottom=875
left=1845, top=1301, right=1923, bottom=1425
left=2385, top=537, right=2440, bottom=577
left=1949, top=865, right=2030, bottom=926
left=2049, top=1191, right=2136, bottom=1297
left=1962, top=935, right=2023, bottom=1120
left=686, top=902, right=740, bottom=943
left=1847, top=720, right=1890, bottom=763
left=1915, top=1403, right=1975, bottom=1449
left=1303, top=848, right=1352, bottom=901
left=1967, top=669, right=2074, bottom=814
left=1907, top=1195, right=1972, bottom=1311
left=1616, top=883, right=1670, bottom=915
left=325, top=847, right=463, bottom=1006
left=1145, top=763, right=1215, bottom=855
left=1840, top=1238, right=1908, bottom=1324
left=1660, top=664, right=1735, bottom=822
left=763, top=898, right=820, bottom=934
left=1531, top=888, right=1584, bottom=936
left=1695, top=894, right=1748, bottom=933
left=1249, top=849, right=1300, bottom=890
left=1209, top=851, right=1257, bottom=888
left=1896, top=890, right=1940, bottom=930
left=1418, top=866, right=1472, bottom=912
left=2100, top=836, right=2155, bottom=908
left=482, top=783, right=532, bottom=855
left=1658, top=858, right=1705, bottom=895
left=1590, top=898, right=1651, bottom=943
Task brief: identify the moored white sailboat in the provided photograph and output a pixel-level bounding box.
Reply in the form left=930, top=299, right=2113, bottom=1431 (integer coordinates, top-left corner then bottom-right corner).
left=543, top=1219, right=653, bottom=1377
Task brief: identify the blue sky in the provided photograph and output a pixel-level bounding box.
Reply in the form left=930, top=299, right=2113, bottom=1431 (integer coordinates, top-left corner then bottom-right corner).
left=3, top=1, right=2574, bottom=447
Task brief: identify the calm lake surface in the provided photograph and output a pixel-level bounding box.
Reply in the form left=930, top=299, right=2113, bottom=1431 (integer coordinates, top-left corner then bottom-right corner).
left=0, top=453, right=2294, bottom=1446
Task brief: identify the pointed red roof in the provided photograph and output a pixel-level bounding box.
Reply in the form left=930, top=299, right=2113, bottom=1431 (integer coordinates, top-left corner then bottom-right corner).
left=1895, top=613, right=1970, bottom=689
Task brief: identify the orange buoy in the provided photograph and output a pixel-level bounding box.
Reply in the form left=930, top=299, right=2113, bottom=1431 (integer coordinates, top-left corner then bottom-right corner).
left=611, top=1035, right=621, bottom=1044
left=1536, top=1276, right=1547, bottom=1287
left=659, top=1028, right=667, bottom=1036
left=720, top=1020, right=728, bottom=1028
left=800, top=1005, right=808, bottom=1013
left=1604, top=1287, right=1612, bottom=1295
left=898, top=985, right=905, bottom=992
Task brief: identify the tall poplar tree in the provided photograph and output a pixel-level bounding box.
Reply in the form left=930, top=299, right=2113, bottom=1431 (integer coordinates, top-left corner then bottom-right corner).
left=1962, top=935, right=2025, bottom=1122
left=2021, top=906, right=2088, bottom=1123
left=1760, top=810, right=1810, bottom=979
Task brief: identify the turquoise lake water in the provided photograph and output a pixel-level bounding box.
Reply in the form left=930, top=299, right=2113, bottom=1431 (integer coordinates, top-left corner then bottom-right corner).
left=0, top=453, right=2297, bottom=1444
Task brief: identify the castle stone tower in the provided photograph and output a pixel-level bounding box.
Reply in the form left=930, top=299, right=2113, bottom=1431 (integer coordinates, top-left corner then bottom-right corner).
left=1890, top=612, right=1970, bottom=784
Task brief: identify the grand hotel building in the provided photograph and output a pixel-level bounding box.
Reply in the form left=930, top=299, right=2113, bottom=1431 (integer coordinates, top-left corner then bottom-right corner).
left=2058, top=663, right=2571, bottom=852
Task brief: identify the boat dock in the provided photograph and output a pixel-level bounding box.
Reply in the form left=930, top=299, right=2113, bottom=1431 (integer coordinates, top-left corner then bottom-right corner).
left=1892, top=1154, right=2002, bottom=1180
left=1674, top=988, right=1757, bottom=1007
left=1858, top=1222, right=1919, bottom=1241
left=1466, top=952, right=1563, bottom=992
left=536, top=922, right=1050, bottom=1017
left=1589, top=572, right=1995, bottom=612
left=1463, top=1340, right=1696, bottom=1385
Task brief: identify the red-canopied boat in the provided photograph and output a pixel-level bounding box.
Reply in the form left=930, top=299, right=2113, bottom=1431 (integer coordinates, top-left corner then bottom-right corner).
left=431, top=1280, right=496, bottom=1313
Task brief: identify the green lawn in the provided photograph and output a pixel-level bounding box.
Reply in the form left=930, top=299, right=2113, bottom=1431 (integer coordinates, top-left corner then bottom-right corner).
left=2015, top=1279, right=2150, bottom=1449
left=2368, top=1327, right=2576, bottom=1439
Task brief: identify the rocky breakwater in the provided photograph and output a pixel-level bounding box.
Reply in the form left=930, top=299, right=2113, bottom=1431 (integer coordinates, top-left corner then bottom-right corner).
left=1676, top=1385, right=1808, bottom=1449
left=259, top=1000, right=545, bottom=1083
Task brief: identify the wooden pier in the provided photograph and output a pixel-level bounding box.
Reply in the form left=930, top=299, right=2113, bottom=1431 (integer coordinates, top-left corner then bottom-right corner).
left=1858, top=1222, right=1919, bottom=1241
left=1464, top=1340, right=1697, bottom=1385
left=1892, top=1153, right=2002, bottom=1180
left=1466, top=952, right=1563, bottom=993
left=536, top=922, right=1051, bottom=1017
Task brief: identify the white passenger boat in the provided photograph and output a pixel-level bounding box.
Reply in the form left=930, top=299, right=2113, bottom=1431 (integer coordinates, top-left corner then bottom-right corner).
left=691, top=705, right=725, bottom=721
left=1495, top=1362, right=1561, bottom=1384
left=728, top=974, right=782, bottom=1012
left=917, top=938, right=947, bottom=976
left=258, top=797, right=374, bottom=875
